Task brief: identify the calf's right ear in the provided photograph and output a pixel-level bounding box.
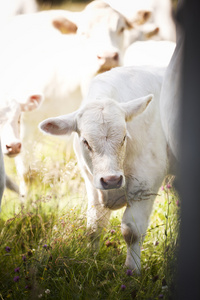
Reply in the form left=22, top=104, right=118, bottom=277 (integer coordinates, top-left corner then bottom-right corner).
left=39, top=112, right=77, bottom=136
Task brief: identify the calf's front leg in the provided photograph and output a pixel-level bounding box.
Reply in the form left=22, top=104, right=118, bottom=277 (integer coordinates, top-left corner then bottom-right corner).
left=85, top=177, right=112, bottom=249
left=121, top=199, right=155, bottom=274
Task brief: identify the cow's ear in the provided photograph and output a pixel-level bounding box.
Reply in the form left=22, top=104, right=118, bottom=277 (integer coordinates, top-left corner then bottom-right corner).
left=133, top=10, right=152, bottom=26
left=20, top=94, right=44, bottom=112
left=120, top=94, right=153, bottom=122
left=39, top=112, right=77, bottom=136
left=52, top=17, right=78, bottom=34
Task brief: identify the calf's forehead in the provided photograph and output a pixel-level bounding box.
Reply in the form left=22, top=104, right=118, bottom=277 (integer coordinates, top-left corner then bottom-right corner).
left=77, top=101, right=127, bottom=139
left=80, top=4, right=124, bottom=33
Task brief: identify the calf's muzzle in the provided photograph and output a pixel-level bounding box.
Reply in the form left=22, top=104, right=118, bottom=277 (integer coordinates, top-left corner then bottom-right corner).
left=6, top=142, right=21, bottom=156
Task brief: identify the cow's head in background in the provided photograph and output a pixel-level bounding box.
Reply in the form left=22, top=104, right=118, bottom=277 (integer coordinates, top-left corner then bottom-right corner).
left=39, top=94, right=152, bottom=190
left=52, top=0, right=152, bottom=72
left=1, top=94, right=43, bottom=157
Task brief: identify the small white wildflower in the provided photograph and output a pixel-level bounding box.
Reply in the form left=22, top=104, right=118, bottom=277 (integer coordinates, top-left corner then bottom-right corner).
left=38, top=294, right=43, bottom=298
left=45, top=289, right=50, bottom=294
left=53, top=225, right=58, bottom=231
left=162, top=285, right=168, bottom=291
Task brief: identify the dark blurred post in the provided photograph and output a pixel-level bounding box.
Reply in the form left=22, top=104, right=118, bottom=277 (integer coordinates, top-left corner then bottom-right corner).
left=177, top=0, right=200, bottom=298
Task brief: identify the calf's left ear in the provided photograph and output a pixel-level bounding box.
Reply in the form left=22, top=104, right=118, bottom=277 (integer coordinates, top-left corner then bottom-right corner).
left=39, top=112, right=77, bottom=136
left=120, top=94, right=153, bottom=122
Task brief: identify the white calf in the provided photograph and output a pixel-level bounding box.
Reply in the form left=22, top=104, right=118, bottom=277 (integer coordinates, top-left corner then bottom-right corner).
left=39, top=66, right=171, bottom=273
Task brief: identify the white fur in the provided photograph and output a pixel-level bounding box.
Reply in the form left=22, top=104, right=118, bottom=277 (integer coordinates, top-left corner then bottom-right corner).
left=0, top=0, right=38, bottom=29
left=160, top=33, right=183, bottom=161
left=124, top=40, right=176, bottom=68
left=39, top=66, right=172, bottom=273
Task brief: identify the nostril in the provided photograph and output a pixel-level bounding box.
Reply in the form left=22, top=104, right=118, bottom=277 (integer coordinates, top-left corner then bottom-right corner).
left=117, top=175, right=123, bottom=187
left=16, top=143, right=21, bottom=152
left=6, top=145, right=12, bottom=152
left=112, top=52, right=119, bottom=61
left=100, top=177, right=108, bottom=189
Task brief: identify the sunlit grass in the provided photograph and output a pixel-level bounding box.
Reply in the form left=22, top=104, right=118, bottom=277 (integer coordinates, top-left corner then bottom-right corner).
left=0, top=136, right=180, bottom=299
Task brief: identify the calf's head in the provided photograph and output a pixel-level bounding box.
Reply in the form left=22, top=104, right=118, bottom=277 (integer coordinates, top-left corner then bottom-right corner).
left=39, top=94, right=153, bottom=190
left=1, top=94, right=43, bottom=157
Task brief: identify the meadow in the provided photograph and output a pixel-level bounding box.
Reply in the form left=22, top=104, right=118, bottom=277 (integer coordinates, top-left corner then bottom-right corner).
left=0, top=136, right=180, bottom=300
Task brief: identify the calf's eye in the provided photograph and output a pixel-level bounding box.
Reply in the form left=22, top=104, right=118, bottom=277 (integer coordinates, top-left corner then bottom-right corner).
left=82, top=138, right=92, bottom=151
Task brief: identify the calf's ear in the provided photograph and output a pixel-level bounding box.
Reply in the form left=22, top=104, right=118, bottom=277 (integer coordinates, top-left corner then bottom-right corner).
left=52, top=17, right=78, bottom=34
left=120, top=94, right=153, bottom=122
left=21, top=94, right=44, bottom=112
left=39, top=112, right=77, bottom=136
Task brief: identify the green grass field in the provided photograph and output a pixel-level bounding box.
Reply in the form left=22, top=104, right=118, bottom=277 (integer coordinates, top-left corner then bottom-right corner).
left=0, top=137, right=180, bottom=300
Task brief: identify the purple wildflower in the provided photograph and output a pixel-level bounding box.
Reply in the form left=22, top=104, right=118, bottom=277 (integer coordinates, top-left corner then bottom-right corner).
left=110, top=229, right=116, bottom=234
left=176, top=200, right=180, bottom=207
left=121, top=285, right=126, bottom=291
left=14, top=267, right=20, bottom=273
left=43, top=244, right=48, bottom=249
left=5, top=246, right=11, bottom=252
left=25, top=285, right=31, bottom=290
left=126, top=269, right=133, bottom=276
left=22, top=255, right=27, bottom=262
left=13, top=276, right=20, bottom=282
left=158, top=294, right=164, bottom=299
left=166, top=184, right=172, bottom=189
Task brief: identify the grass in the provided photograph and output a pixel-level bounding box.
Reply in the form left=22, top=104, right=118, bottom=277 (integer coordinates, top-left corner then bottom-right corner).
left=0, top=137, right=180, bottom=300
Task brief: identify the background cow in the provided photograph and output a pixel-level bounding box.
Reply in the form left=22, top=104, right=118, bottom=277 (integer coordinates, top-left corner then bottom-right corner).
left=0, top=0, right=39, bottom=28
left=104, top=0, right=176, bottom=43
left=0, top=1, right=152, bottom=197
left=39, top=65, right=170, bottom=273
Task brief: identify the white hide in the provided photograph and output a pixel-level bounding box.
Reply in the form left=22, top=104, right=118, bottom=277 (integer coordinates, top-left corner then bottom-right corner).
left=104, top=0, right=176, bottom=42
left=39, top=66, right=170, bottom=273
left=160, top=30, right=183, bottom=161
left=0, top=0, right=39, bottom=29
left=124, top=40, right=176, bottom=68
left=0, top=1, right=152, bottom=197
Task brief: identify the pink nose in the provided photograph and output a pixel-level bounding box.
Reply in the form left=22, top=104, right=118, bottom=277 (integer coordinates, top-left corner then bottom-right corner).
left=6, top=142, right=21, bottom=156
left=100, top=175, right=123, bottom=190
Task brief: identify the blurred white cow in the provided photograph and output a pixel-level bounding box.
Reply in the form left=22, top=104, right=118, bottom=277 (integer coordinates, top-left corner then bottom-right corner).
left=0, top=0, right=39, bottom=29
left=39, top=65, right=172, bottom=273
left=0, top=0, right=152, bottom=197
left=0, top=94, right=43, bottom=202
left=0, top=97, right=39, bottom=205
left=104, top=0, right=176, bottom=43
left=124, top=40, right=176, bottom=68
